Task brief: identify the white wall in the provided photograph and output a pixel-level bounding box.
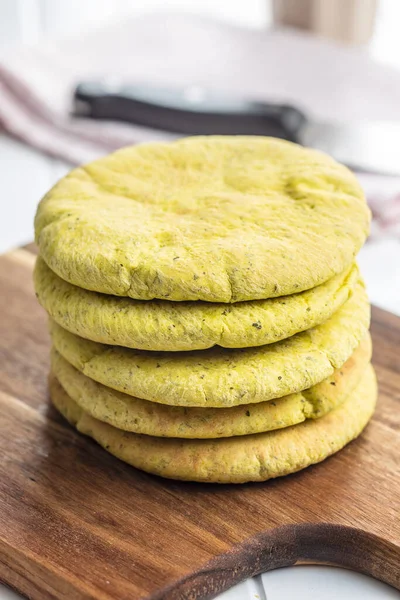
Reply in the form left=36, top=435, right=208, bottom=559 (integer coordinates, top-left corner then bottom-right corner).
left=1, top=0, right=400, bottom=67
left=0, top=0, right=270, bottom=51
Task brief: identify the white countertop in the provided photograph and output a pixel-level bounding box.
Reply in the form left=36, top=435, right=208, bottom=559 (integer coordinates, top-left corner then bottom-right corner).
left=1, top=133, right=399, bottom=599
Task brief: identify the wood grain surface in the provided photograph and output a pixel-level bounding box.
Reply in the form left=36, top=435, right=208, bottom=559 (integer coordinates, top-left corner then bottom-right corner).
left=0, top=246, right=399, bottom=600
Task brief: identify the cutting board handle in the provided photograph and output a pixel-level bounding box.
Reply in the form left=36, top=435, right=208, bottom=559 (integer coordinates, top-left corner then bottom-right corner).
left=155, top=524, right=400, bottom=599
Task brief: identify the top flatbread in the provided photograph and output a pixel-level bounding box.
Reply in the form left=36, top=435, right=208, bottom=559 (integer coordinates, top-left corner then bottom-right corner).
left=34, top=136, right=370, bottom=302
left=34, top=257, right=358, bottom=351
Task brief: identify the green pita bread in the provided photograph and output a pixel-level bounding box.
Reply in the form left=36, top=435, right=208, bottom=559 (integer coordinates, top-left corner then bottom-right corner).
left=35, top=257, right=358, bottom=351
left=50, top=279, right=370, bottom=407
left=49, top=364, right=377, bottom=483
left=35, top=136, right=370, bottom=303
left=50, top=335, right=371, bottom=438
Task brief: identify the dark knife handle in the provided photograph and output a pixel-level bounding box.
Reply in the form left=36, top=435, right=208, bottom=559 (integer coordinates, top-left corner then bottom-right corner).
left=73, top=82, right=307, bottom=141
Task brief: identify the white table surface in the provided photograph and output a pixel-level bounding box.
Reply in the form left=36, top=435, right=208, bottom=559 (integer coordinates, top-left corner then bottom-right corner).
left=1, top=133, right=399, bottom=600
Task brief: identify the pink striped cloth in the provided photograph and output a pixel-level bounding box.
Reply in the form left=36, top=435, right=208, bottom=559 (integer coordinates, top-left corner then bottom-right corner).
left=0, top=13, right=399, bottom=236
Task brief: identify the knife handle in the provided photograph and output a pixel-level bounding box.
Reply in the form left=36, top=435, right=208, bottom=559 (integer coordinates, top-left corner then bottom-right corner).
left=73, top=82, right=307, bottom=141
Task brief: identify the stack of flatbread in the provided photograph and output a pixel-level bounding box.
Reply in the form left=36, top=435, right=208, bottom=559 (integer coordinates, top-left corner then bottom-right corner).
left=34, top=136, right=375, bottom=483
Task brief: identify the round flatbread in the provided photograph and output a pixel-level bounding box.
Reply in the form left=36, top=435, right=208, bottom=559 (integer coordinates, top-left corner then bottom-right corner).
left=35, top=137, right=370, bottom=303
left=49, top=279, right=370, bottom=407
left=35, top=258, right=358, bottom=351
left=49, top=364, right=377, bottom=483
left=50, top=335, right=371, bottom=438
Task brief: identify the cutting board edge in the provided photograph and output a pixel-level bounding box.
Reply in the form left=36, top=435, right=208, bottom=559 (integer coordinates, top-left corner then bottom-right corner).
left=1, top=522, right=399, bottom=600
left=150, top=522, right=400, bottom=600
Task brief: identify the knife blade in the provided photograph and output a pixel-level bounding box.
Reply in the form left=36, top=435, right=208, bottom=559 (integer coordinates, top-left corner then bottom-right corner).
left=73, top=81, right=400, bottom=175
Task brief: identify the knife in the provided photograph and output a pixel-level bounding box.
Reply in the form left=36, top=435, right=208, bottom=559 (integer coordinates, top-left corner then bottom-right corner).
left=73, top=81, right=400, bottom=176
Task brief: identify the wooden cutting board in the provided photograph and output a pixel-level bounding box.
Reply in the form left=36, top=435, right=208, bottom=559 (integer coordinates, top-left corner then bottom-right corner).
left=0, top=245, right=399, bottom=600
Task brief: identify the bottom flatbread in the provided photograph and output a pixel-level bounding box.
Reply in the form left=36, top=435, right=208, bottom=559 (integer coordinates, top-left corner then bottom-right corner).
left=49, top=365, right=377, bottom=483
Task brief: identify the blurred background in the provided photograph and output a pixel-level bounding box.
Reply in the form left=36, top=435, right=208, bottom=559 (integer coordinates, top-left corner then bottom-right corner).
left=2, top=0, right=400, bottom=53
left=0, top=0, right=399, bottom=314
